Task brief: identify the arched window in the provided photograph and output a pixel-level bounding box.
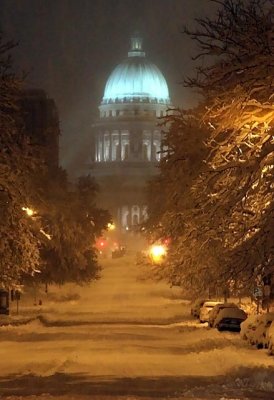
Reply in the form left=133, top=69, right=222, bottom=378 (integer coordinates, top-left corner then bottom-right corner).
left=142, top=144, right=149, bottom=161
left=151, top=144, right=157, bottom=161
left=104, top=133, right=110, bottom=161
left=124, top=144, right=129, bottom=160
left=121, top=131, right=130, bottom=161
left=111, top=131, right=119, bottom=161
left=132, top=214, right=139, bottom=225
left=121, top=206, right=129, bottom=228
left=132, top=205, right=140, bottom=225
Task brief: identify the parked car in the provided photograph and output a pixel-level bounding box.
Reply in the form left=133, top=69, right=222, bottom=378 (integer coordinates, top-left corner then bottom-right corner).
left=191, top=299, right=208, bottom=318
left=251, top=313, right=274, bottom=349
left=208, top=303, right=238, bottom=327
left=214, top=307, right=247, bottom=331
left=240, top=314, right=261, bottom=341
left=267, top=321, right=274, bottom=355
left=199, top=301, right=222, bottom=323
left=112, top=245, right=126, bottom=259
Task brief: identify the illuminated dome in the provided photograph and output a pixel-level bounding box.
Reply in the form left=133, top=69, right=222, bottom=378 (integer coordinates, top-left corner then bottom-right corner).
left=102, top=35, right=170, bottom=104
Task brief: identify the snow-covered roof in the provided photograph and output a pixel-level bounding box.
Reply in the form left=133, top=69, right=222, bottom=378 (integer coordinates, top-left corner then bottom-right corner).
left=215, top=307, right=247, bottom=324
left=203, top=301, right=222, bottom=308
left=102, top=35, right=170, bottom=105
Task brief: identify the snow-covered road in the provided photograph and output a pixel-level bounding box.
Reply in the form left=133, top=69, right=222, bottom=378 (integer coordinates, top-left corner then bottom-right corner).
left=0, top=254, right=274, bottom=399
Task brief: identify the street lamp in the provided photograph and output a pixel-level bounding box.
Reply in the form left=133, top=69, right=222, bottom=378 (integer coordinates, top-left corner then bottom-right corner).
left=22, top=206, right=51, bottom=240
left=149, top=244, right=166, bottom=264
left=22, top=206, right=36, bottom=216
left=107, top=222, right=115, bottom=231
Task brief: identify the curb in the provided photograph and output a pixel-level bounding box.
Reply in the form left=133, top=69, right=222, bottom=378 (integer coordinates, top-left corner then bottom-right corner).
left=0, top=316, right=37, bottom=327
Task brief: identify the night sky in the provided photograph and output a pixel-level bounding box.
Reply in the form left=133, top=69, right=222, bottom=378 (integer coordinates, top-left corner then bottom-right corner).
left=0, top=0, right=217, bottom=175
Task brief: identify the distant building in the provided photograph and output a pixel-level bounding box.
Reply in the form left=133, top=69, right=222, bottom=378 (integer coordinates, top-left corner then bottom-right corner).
left=90, top=34, right=172, bottom=231
left=20, top=89, right=60, bottom=170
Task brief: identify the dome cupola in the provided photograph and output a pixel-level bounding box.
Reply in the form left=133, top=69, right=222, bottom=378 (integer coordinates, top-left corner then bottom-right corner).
left=102, top=34, right=170, bottom=105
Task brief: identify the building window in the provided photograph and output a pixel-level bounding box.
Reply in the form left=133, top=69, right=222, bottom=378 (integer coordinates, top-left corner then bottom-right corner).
left=154, top=131, right=161, bottom=161
left=132, top=205, right=140, bottom=225
left=124, top=144, right=129, bottom=160
left=121, top=205, right=129, bottom=228
left=121, top=130, right=129, bottom=161
left=142, top=144, right=149, bottom=161
left=104, top=133, right=110, bottom=161
left=97, top=133, right=103, bottom=162
left=142, top=206, right=148, bottom=222
left=111, top=131, right=119, bottom=161
left=142, top=130, right=151, bottom=161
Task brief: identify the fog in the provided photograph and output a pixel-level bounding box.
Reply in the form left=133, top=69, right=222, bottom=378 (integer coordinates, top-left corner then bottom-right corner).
left=0, top=0, right=217, bottom=176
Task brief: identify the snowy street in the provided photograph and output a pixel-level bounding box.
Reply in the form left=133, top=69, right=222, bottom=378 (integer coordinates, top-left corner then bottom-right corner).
left=1, top=255, right=274, bottom=400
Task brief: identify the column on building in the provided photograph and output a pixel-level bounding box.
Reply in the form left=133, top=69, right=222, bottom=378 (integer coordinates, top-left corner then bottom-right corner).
left=97, top=132, right=102, bottom=162
left=151, top=130, right=155, bottom=160
left=102, top=131, right=105, bottom=161
left=94, top=133, right=98, bottom=162
left=109, top=131, right=113, bottom=161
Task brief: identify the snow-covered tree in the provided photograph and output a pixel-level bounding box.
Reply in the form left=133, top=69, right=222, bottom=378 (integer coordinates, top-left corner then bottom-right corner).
left=146, top=0, right=274, bottom=295
left=0, top=32, right=111, bottom=288
left=33, top=173, right=111, bottom=285
left=146, top=109, right=209, bottom=234
left=145, top=110, right=213, bottom=294
left=185, top=0, right=274, bottom=288
left=0, top=32, right=41, bottom=287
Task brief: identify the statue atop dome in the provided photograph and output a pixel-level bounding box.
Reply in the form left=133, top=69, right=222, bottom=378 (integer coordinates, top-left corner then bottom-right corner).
left=128, top=33, right=145, bottom=58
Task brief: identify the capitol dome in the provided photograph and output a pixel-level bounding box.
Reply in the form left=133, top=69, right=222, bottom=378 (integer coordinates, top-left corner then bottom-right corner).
left=102, top=36, right=170, bottom=105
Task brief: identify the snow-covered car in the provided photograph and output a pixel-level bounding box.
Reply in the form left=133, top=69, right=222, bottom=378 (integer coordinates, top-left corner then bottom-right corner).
left=208, top=302, right=238, bottom=327
left=112, top=245, right=126, bottom=258
left=191, top=298, right=208, bottom=318
left=267, top=321, right=274, bottom=355
left=240, top=314, right=261, bottom=341
left=199, top=301, right=222, bottom=323
left=251, top=313, right=274, bottom=349
left=214, top=307, right=247, bottom=331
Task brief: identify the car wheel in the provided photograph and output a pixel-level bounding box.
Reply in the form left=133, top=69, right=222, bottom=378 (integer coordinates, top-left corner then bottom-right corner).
left=256, top=343, right=263, bottom=350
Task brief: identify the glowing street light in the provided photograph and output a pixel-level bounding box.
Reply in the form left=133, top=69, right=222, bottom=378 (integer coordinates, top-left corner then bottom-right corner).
left=107, top=222, right=115, bottom=231
left=22, top=207, right=51, bottom=240
left=149, top=244, right=167, bottom=264
left=22, top=206, right=35, bottom=217
left=39, top=228, right=52, bottom=240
